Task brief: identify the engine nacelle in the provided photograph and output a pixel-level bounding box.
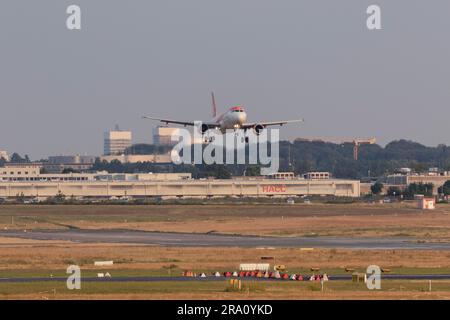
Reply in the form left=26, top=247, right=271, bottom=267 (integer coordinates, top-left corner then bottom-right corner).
left=201, top=124, right=209, bottom=134
left=253, top=124, right=264, bottom=135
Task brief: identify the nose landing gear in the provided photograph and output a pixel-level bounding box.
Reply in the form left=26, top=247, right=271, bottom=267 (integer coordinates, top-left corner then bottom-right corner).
left=237, top=129, right=249, bottom=144
left=203, top=135, right=215, bottom=143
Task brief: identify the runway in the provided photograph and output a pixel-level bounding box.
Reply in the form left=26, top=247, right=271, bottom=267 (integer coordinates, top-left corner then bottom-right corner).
left=1, top=229, right=450, bottom=250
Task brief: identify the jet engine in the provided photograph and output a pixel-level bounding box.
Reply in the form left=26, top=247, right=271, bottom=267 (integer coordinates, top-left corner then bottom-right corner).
left=253, top=124, right=264, bottom=135
left=201, top=124, right=209, bottom=134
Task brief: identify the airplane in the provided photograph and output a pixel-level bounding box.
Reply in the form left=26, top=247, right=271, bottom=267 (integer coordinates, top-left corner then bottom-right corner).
left=142, top=93, right=304, bottom=137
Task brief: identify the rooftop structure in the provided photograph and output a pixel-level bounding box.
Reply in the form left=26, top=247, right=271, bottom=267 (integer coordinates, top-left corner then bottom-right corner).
left=1, top=163, right=42, bottom=176
left=267, top=172, right=296, bottom=180
left=303, top=172, right=331, bottom=180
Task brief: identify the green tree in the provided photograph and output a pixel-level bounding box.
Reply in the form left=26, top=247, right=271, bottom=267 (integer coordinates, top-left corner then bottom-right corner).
left=438, top=180, right=450, bottom=196
left=214, top=165, right=231, bottom=179
left=387, top=186, right=402, bottom=197
left=403, top=183, right=434, bottom=199
left=15, top=192, right=26, bottom=203
left=371, top=182, right=384, bottom=195
left=54, top=191, right=66, bottom=203
left=245, top=165, right=261, bottom=176
left=88, top=140, right=450, bottom=180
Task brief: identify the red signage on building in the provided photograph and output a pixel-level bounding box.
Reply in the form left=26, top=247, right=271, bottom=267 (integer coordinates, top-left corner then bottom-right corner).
left=262, top=185, right=286, bottom=193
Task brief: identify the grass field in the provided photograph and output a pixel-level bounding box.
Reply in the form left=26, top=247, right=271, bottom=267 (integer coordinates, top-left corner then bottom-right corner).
left=0, top=203, right=450, bottom=299
left=1, top=203, right=450, bottom=239
left=1, top=241, right=450, bottom=299
left=2, top=280, right=450, bottom=300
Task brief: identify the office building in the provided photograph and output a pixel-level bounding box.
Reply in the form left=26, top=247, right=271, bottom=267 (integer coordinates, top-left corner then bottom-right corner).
left=104, top=130, right=132, bottom=155
left=153, top=127, right=181, bottom=146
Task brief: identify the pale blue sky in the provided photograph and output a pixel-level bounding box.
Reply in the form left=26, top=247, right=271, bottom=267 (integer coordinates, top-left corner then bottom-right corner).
left=1, top=0, right=449, bottom=159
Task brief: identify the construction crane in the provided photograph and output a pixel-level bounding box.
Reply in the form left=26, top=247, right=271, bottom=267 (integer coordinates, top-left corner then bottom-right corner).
left=294, top=137, right=377, bottom=161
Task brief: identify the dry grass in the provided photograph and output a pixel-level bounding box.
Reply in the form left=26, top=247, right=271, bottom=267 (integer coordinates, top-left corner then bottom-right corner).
left=2, top=280, right=450, bottom=300
left=70, top=213, right=450, bottom=239
left=1, top=203, right=450, bottom=299
left=1, top=240, right=450, bottom=271
left=1, top=203, right=450, bottom=239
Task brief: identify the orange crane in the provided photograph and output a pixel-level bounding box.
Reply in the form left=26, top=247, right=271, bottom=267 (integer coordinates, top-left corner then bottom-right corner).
left=295, top=137, right=377, bottom=160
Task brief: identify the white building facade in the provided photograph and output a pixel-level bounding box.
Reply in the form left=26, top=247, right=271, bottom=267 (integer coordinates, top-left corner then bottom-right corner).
left=104, top=130, right=132, bottom=155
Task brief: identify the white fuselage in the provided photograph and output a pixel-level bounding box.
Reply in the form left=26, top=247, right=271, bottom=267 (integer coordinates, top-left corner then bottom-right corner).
left=215, top=107, right=247, bottom=132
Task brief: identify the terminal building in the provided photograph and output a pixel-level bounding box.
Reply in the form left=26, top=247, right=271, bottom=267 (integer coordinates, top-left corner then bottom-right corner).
left=386, top=169, right=450, bottom=195
left=0, top=164, right=360, bottom=199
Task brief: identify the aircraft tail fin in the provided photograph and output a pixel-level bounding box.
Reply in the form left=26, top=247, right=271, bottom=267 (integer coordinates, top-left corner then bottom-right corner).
left=211, top=92, right=217, bottom=118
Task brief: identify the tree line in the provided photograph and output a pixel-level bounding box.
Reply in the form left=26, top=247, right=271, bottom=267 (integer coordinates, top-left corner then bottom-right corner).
left=371, top=182, right=440, bottom=199
left=4, top=139, right=450, bottom=180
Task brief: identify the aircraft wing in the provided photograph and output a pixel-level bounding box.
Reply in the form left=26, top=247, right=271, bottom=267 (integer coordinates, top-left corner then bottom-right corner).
left=142, top=116, right=217, bottom=128
left=241, top=118, right=304, bottom=129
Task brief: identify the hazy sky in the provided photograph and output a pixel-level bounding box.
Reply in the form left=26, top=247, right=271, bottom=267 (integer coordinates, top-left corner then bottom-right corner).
left=1, top=0, right=450, bottom=159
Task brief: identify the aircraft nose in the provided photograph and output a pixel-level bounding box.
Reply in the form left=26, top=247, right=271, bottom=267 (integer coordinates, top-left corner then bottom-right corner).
left=239, top=112, right=247, bottom=124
